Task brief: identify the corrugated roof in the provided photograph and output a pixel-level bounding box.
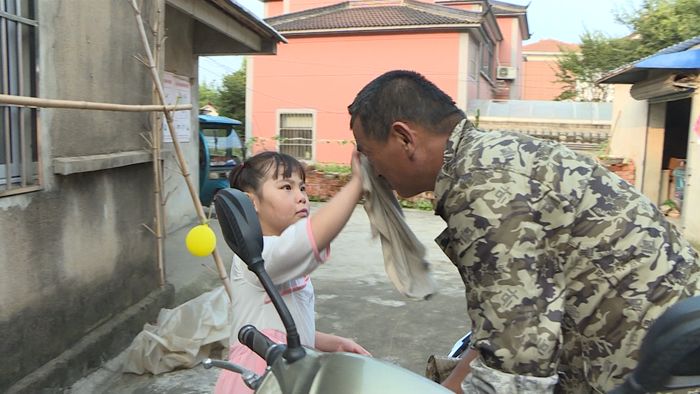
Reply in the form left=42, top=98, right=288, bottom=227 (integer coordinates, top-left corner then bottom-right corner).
left=267, top=0, right=482, bottom=33
left=599, top=34, right=700, bottom=84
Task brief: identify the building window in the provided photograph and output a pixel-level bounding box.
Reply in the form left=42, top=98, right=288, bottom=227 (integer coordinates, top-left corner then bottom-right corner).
left=1, top=0, right=39, bottom=196
left=480, top=38, right=494, bottom=78
left=278, top=112, right=313, bottom=161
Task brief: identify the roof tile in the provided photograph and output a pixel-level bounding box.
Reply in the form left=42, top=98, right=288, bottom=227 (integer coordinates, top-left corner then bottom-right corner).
left=267, top=0, right=482, bottom=32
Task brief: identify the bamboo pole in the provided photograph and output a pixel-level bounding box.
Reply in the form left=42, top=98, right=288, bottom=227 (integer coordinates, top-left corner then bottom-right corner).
left=149, top=1, right=165, bottom=287
left=129, top=0, right=233, bottom=301
left=0, top=94, right=191, bottom=112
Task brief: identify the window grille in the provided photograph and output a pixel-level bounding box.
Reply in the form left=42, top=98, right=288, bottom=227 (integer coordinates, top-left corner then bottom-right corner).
left=278, top=113, right=313, bottom=161
left=1, top=0, right=39, bottom=196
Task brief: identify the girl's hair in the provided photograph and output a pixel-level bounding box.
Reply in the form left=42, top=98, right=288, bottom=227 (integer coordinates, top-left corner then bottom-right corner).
left=228, top=151, right=306, bottom=197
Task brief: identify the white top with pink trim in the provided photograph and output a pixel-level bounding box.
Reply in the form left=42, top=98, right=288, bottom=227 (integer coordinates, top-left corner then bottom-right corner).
left=229, top=218, right=330, bottom=348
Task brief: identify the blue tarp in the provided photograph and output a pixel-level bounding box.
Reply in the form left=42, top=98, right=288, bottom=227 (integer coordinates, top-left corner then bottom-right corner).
left=635, top=49, right=700, bottom=69
left=198, top=114, right=242, bottom=126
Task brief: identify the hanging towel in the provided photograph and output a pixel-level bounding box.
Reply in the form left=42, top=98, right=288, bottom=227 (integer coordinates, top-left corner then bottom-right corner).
left=360, top=155, right=437, bottom=300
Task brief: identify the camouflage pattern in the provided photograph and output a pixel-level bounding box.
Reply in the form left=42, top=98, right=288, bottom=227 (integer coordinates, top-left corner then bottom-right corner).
left=463, top=358, right=558, bottom=393
left=433, top=119, right=700, bottom=393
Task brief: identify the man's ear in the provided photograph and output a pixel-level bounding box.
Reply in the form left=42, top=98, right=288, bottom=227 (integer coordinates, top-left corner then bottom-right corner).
left=390, top=121, right=417, bottom=158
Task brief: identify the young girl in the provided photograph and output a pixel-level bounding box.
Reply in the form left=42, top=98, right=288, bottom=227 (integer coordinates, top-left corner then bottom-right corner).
left=214, top=151, right=370, bottom=393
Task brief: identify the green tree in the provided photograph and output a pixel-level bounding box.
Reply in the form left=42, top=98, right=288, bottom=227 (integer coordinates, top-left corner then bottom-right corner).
left=218, top=60, right=247, bottom=137
left=618, top=0, right=700, bottom=57
left=556, top=0, right=700, bottom=101
left=555, top=33, right=638, bottom=101
left=198, top=81, right=220, bottom=109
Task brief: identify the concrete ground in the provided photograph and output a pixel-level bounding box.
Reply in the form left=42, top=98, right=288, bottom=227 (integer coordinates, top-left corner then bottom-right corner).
left=69, top=203, right=468, bottom=393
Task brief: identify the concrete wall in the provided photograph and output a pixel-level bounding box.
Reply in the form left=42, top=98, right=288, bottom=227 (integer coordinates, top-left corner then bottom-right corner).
left=608, top=84, right=649, bottom=192
left=0, top=1, right=162, bottom=390
left=642, top=103, right=666, bottom=204
left=680, top=92, right=700, bottom=245
left=162, top=5, right=200, bottom=231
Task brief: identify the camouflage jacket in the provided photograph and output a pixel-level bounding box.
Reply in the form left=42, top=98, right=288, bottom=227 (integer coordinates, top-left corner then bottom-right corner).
left=434, top=119, right=700, bottom=393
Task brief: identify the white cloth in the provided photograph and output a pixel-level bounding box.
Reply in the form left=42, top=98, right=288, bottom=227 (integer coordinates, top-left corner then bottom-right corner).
left=360, top=156, right=437, bottom=299
left=229, top=217, right=329, bottom=348
left=122, top=286, right=232, bottom=375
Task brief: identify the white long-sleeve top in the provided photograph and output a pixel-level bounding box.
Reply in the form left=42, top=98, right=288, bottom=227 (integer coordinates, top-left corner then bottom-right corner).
left=229, top=218, right=329, bottom=348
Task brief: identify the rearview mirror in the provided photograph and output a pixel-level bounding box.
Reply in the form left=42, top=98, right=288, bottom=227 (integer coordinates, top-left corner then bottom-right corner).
left=214, top=188, right=264, bottom=268
left=617, top=295, right=700, bottom=393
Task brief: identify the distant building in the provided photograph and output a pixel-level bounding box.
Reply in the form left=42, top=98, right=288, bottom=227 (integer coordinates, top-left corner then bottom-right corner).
left=522, top=39, right=579, bottom=100
left=200, top=103, right=219, bottom=116
left=247, top=0, right=530, bottom=163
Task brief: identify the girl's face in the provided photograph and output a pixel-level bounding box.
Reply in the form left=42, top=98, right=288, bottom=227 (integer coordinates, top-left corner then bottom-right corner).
left=250, top=169, right=309, bottom=236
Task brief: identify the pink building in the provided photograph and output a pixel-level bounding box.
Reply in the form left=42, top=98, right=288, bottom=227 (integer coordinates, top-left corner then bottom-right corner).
left=247, top=0, right=530, bottom=163
left=522, top=39, right=579, bottom=100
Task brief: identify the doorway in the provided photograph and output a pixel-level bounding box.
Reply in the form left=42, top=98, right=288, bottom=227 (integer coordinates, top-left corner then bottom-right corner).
left=660, top=98, right=691, bottom=221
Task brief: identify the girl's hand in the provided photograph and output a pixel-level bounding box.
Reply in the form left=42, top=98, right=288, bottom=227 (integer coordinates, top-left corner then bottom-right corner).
left=350, top=150, right=363, bottom=183
left=315, top=332, right=372, bottom=356
left=334, top=336, right=372, bottom=356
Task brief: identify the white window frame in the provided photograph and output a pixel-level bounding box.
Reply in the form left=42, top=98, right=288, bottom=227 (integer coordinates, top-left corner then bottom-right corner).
left=1, top=0, right=40, bottom=196
left=276, top=110, right=316, bottom=162
left=468, top=35, right=479, bottom=81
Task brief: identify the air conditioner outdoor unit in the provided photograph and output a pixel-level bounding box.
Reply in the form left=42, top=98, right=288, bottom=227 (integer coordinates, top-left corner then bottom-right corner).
left=496, top=66, right=517, bottom=80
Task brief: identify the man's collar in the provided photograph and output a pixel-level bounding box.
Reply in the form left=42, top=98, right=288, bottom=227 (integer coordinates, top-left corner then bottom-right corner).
left=434, top=118, right=472, bottom=219
left=441, top=118, right=471, bottom=172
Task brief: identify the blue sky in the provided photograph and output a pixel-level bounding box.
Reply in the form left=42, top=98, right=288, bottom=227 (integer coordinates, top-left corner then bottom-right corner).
left=199, top=0, right=644, bottom=86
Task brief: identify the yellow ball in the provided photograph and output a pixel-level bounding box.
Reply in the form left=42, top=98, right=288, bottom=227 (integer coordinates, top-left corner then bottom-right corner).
left=185, top=224, right=216, bottom=257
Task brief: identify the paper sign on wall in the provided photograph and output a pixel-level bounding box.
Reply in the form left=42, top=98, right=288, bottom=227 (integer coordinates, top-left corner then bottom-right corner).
left=162, top=72, right=191, bottom=143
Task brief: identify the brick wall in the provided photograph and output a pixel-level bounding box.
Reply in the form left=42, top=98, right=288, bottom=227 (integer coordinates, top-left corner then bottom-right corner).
left=305, top=168, right=434, bottom=205
left=305, top=170, right=350, bottom=201
left=307, top=161, right=636, bottom=204
left=603, top=160, right=636, bottom=186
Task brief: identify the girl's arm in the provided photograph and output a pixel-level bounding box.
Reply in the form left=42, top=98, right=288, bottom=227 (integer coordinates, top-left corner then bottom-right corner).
left=315, top=331, right=371, bottom=356
left=309, top=151, right=364, bottom=251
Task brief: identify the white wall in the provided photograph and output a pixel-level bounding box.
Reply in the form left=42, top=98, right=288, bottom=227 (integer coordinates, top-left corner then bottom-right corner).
left=682, top=92, right=700, bottom=245
left=608, top=85, right=649, bottom=189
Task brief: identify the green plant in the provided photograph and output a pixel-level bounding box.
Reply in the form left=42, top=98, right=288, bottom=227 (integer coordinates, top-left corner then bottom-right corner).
left=314, top=163, right=351, bottom=175
left=308, top=195, right=328, bottom=202
left=398, top=198, right=434, bottom=211
left=596, top=138, right=610, bottom=158
left=662, top=199, right=678, bottom=210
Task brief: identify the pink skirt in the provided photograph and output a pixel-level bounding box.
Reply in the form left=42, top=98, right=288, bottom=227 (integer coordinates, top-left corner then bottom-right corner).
left=214, top=329, right=288, bottom=394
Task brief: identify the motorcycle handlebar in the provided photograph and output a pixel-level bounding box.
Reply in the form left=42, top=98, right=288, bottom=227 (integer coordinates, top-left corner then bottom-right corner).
left=239, top=325, right=276, bottom=362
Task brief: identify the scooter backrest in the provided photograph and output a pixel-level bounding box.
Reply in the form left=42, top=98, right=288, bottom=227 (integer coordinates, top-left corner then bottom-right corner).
left=214, top=188, right=264, bottom=267
left=632, top=295, right=700, bottom=391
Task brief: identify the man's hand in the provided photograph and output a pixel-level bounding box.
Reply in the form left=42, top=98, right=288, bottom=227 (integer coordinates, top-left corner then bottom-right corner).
left=441, top=348, right=479, bottom=393
left=441, top=376, right=464, bottom=394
